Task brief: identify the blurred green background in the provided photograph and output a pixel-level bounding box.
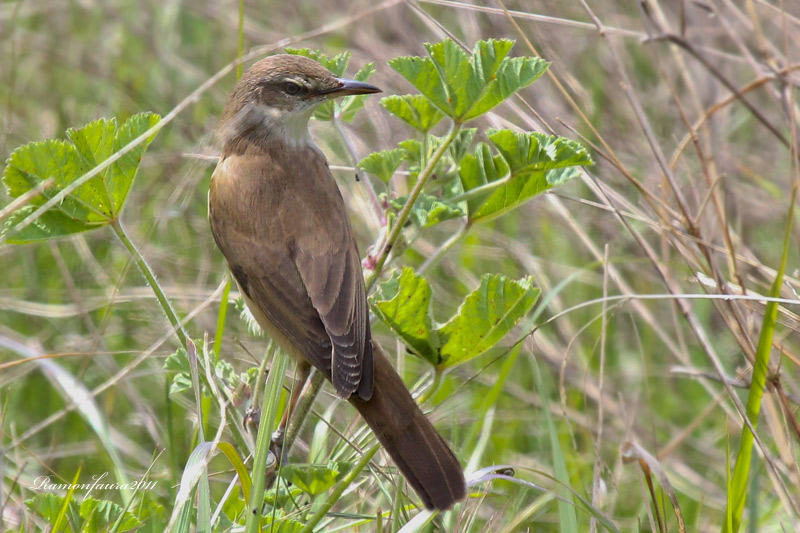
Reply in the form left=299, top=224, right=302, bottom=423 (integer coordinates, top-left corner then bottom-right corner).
left=2, top=1, right=800, bottom=531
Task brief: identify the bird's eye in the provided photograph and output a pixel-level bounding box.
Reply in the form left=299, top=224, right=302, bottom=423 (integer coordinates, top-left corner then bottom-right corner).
left=281, top=82, right=304, bottom=96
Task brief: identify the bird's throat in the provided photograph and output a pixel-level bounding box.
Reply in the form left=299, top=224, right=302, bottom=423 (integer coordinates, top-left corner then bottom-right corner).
left=221, top=102, right=317, bottom=150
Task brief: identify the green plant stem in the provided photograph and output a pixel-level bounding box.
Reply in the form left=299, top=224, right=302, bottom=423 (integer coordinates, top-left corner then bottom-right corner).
left=417, top=366, right=443, bottom=404
left=448, top=171, right=515, bottom=204
left=366, top=123, right=461, bottom=291
left=246, top=344, right=289, bottom=533
left=213, top=277, right=232, bottom=362
left=299, top=442, right=381, bottom=533
left=110, top=219, right=188, bottom=349
left=724, top=181, right=797, bottom=533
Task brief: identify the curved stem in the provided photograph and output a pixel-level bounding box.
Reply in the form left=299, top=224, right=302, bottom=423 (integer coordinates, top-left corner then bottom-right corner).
left=448, top=171, right=513, bottom=204
left=365, top=123, right=462, bottom=291
left=417, top=366, right=444, bottom=405
left=110, top=219, right=188, bottom=349
left=246, top=345, right=289, bottom=533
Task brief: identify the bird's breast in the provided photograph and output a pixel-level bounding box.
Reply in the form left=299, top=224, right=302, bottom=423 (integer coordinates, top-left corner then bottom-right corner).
left=209, top=144, right=350, bottom=249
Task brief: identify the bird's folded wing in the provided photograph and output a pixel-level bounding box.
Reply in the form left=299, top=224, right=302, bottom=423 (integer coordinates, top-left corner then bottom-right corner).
left=293, top=230, right=373, bottom=399
left=209, top=151, right=373, bottom=399
left=226, top=238, right=334, bottom=372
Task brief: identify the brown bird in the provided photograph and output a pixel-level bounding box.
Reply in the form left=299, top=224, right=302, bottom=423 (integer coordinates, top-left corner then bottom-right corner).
left=208, top=54, right=466, bottom=510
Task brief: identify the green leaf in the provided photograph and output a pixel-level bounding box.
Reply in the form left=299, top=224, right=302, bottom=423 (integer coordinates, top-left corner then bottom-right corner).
left=458, top=142, right=510, bottom=217
left=2, top=112, right=161, bottom=243
left=724, top=143, right=794, bottom=532
left=457, top=129, right=592, bottom=222
left=447, top=128, right=478, bottom=166
left=222, top=486, right=246, bottom=523
left=466, top=51, right=548, bottom=120
left=215, top=360, right=239, bottom=390
left=26, top=493, right=79, bottom=525
left=279, top=464, right=340, bottom=496
left=357, top=148, right=405, bottom=183
left=398, top=137, right=443, bottom=180
left=165, top=341, right=241, bottom=399
left=164, top=346, right=190, bottom=374
left=388, top=53, right=447, bottom=118
left=285, top=47, right=349, bottom=76
left=371, top=271, right=539, bottom=368
left=136, top=491, right=167, bottom=528
left=66, top=118, right=117, bottom=216
left=534, top=362, right=580, bottom=532
left=80, top=497, right=142, bottom=532
left=389, top=193, right=463, bottom=228
left=380, top=94, right=445, bottom=132
left=262, top=516, right=304, bottom=533
left=168, top=373, right=193, bottom=396
left=108, top=112, right=161, bottom=214
left=264, top=486, right=305, bottom=508
left=217, top=442, right=252, bottom=506
left=389, top=39, right=548, bottom=122
left=370, top=268, right=440, bottom=365
left=4, top=139, right=106, bottom=225
left=488, top=128, right=593, bottom=176
left=164, top=342, right=208, bottom=396
left=437, top=274, right=540, bottom=367
left=1, top=205, right=96, bottom=243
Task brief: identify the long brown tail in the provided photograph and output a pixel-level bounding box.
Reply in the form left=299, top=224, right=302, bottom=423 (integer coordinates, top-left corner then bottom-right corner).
left=349, top=345, right=466, bottom=510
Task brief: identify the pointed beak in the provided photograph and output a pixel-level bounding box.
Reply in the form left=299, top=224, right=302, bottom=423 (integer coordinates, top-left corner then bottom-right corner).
left=315, top=79, right=382, bottom=99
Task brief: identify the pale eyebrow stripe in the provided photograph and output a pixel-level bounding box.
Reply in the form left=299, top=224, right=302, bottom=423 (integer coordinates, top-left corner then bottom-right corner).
left=284, top=76, right=313, bottom=88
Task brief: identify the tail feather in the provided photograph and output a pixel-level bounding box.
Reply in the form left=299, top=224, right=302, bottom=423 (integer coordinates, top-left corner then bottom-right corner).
left=349, top=346, right=466, bottom=510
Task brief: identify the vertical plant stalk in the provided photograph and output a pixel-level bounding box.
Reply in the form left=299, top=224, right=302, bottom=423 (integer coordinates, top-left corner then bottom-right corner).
left=213, top=277, right=232, bottom=362
left=366, top=123, right=461, bottom=291
left=724, top=181, right=797, bottom=533
left=187, top=340, right=211, bottom=531
left=246, top=346, right=289, bottom=533
left=110, top=219, right=188, bottom=349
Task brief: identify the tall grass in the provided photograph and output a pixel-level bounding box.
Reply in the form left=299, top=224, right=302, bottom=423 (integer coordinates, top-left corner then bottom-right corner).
left=2, top=1, right=799, bottom=531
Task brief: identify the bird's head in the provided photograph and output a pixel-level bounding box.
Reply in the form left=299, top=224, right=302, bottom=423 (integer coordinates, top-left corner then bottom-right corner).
left=220, top=54, right=381, bottom=148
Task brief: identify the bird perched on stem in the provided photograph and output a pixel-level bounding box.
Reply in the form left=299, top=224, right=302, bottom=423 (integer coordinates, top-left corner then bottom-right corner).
left=208, top=54, right=466, bottom=511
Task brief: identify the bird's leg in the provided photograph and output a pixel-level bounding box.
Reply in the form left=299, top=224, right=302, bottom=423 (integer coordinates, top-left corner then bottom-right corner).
left=270, top=362, right=311, bottom=462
